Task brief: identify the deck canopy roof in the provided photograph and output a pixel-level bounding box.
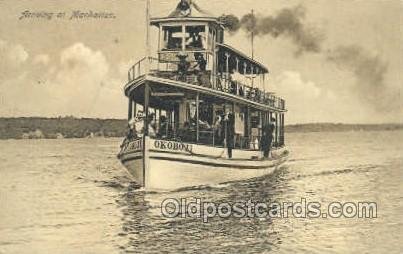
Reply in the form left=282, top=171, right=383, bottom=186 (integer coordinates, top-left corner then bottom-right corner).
left=150, top=16, right=221, bottom=27
left=151, top=0, right=221, bottom=27
left=217, top=43, right=269, bottom=74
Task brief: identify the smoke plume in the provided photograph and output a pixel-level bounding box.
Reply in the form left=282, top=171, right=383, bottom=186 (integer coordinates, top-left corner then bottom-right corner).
left=219, top=6, right=398, bottom=113
left=327, top=45, right=398, bottom=112
left=220, top=5, right=324, bottom=55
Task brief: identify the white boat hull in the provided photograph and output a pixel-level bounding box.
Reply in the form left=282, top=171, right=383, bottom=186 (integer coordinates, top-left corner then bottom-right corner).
left=118, top=137, right=288, bottom=190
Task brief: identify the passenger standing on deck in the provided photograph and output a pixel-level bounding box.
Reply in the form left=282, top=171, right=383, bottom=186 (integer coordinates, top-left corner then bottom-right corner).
left=194, top=53, right=207, bottom=71
left=148, top=113, right=157, bottom=138
left=194, top=53, right=209, bottom=86
left=261, top=120, right=275, bottom=158
left=177, top=53, right=190, bottom=82
left=225, top=113, right=235, bottom=159
left=213, top=115, right=222, bottom=144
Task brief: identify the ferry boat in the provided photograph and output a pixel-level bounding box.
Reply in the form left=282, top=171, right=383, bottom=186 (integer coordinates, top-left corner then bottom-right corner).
left=118, top=0, right=288, bottom=190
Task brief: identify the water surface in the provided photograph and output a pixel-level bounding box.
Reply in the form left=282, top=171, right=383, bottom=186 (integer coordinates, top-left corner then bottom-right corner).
left=0, top=131, right=402, bottom=253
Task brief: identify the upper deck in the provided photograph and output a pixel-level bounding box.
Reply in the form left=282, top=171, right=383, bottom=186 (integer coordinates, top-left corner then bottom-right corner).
left=124, top=0, right=286, bottom=112
left=125, top=57, right=286, bottom=112
left=122, top=1, right=286, bottom=150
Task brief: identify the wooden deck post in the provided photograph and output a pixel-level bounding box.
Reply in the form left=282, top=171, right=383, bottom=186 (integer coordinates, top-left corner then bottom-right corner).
left=276, top=112, right=279, bottom=147
left=251, top=66, right=255, bottom=88
left=144, top=83, right=150, bottom=136
left=281, top=113, right=285, bottom=146
left=225, top=52, right=230, bottom=91
left=232, top=102, right=236, bottom=147
left=223, top=103, right=227, bottom=148
left=225, top=52, right=230, bottom=75
left=128, top=97, right=133, bottom=120
left=246, top=106, right=251, bottom=145
left=196, top=92, right=200, bottom=143
left=258, top=111, right=262, bottom=139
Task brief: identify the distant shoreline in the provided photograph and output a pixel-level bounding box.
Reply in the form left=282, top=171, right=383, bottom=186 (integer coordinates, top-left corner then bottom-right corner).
left=285, top=123, right=403, bottom=133
left=0, top=117, right=401, bottom=140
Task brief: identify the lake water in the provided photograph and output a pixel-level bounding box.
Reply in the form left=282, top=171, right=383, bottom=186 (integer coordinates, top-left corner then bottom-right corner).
left=0, top=131, right=402, bottom=254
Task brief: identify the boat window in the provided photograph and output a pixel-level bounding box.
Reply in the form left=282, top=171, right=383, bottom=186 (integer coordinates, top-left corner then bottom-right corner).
left=162, top=26, right=183, bottom=51
left=185, top=25, right=206, bottom=50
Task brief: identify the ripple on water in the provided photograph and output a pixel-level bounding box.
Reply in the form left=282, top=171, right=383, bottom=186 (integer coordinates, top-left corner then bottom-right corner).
left=0, top=133, right=402, bottom=253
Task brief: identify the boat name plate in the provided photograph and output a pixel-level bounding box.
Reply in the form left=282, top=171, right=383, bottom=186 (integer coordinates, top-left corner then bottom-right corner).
left=153, top=140, right=193, bottom=153
left=126, top=139, right=143, bottom=152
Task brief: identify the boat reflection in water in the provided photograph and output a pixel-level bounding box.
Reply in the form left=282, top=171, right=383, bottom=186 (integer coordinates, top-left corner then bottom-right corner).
left=115, top=163, right=290, bottom=253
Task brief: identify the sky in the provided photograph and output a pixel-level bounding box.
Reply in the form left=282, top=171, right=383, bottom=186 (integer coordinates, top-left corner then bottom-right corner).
left=0, top=0, right=401, bottom=124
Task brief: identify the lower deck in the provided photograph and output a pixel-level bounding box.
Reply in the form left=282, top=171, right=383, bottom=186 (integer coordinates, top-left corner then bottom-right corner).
left=125, top=75, right=286, bottom=151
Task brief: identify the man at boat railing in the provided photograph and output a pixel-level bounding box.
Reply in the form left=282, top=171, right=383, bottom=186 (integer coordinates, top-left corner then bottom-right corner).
left=120, top=119, right=136, bottom=148
left=193, top=52, right=207, bottom=71
left=193, top=53, right=211, bottom=87
left=157, top=116, right=168, bottom=139
left=177, top=52, right=190, bottom=82
left=223, top=112, right=235, bottom=159
left=260, top=119, right=276, bottom=159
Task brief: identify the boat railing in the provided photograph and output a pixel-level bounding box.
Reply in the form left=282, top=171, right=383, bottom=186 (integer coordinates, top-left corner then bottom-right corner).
left=127, top=57, right=286, bottom=111
left=128, top=56, right=173, bottom=82
left=140, top=120, right=284, bottom=150
left=212, top=75, right=286, bottom=110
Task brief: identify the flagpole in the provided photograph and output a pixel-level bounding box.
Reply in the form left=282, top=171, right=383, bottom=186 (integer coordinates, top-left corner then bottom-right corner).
left=145, top=0, right=151, bottom=73
left=251, top=9, right=254, bottom=60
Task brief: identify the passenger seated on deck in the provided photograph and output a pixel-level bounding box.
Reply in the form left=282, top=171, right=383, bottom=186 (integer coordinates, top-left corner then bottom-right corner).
left=148, top=114, right=157, bottom=138
left=215, top=76, right=223, bottom=91
left=177, top=122, right=193, bottom=142
left=133, top=112, right=144, bottom=137
left=121, top=120, right=137, bottom=148
left=187, top=32, right=204, bottom=49
left=158, top=116, right=168, bottom=138
left=198, top=119, right=211, bottom=130
left=238, top=85, right=245, bottom=97
left=193, top=34, right=204, bottom=49
left=229, top=78, right=237, bottom=95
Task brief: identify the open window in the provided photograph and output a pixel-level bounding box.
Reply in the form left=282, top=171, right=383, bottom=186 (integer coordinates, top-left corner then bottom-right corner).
left=162, top=26, right=183, bottom=51
left=185, top=25, right=206, bottom=50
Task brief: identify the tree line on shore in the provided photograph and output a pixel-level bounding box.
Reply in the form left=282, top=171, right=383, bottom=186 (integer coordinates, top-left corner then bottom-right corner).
left=0, top=117, right=127, bottom=139
left=0, top=117, right=401, bottom=140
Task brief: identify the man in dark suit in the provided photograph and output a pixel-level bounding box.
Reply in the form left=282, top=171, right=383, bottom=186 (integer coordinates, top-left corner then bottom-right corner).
left=261, top=120, right=275, bottom=158
left=224, top=113, right=235, bottom=159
